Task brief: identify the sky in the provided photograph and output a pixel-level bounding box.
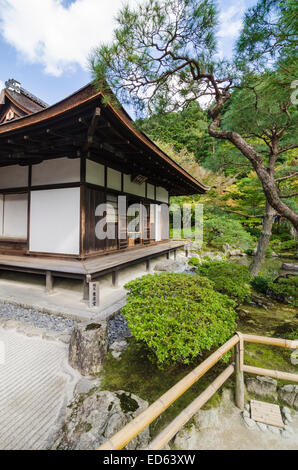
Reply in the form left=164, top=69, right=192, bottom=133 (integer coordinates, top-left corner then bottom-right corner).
left=0, top=0, right=258, bottom=107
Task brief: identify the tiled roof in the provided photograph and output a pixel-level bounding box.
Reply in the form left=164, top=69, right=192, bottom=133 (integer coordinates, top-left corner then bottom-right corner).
left=0, top=79, right=48, bottom=122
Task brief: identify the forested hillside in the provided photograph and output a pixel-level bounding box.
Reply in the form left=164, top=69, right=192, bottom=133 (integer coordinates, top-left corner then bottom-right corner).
left=137, top=109, right=298, bottom=263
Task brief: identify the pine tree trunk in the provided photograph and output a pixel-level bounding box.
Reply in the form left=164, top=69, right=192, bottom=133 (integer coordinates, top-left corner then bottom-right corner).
left=250, top=202, right=276, bottom=277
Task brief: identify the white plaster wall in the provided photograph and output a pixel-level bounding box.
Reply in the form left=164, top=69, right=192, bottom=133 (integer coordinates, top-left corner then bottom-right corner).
left=107, top=168, right=122, bottom=191
left=0, top=165, right=28, bottom=189
left=29, top=188, right=80, bottom=255
left=156, top=186, right=169, bottom=203
left=31, top=158, right=80, bottom=186
left=155, top=205, right=161, bottom=241
left=147, top=183, right=155, bottom=200
left=124, top=174, right=146, bottom=197
left=86, top=160, right=105, bottom=187
left=161, top=204, right=170, bottom=240
left=2, top=193, right=28, bottom=239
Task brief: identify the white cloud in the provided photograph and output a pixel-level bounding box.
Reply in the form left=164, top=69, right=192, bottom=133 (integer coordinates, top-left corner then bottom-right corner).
left=217, top=3, right=245, bottom=40
left=0, top=0, right=135, bottom=76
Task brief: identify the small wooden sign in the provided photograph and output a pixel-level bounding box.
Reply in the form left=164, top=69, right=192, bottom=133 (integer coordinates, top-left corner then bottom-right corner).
left=250, top=400, right=284, bottom=428
left=89, top=282, right=100, bottom=308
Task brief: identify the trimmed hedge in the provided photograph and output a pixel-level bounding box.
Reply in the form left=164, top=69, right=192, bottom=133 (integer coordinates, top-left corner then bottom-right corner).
left=122, top=273, right=237, bottom=367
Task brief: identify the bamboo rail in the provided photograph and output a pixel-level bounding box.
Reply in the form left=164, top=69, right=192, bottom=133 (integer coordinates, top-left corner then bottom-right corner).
left=242, top=365, right=298, bottom=383
left=146, top=364, right=234, bottom=450
left=98, top=332, right=298, bottom=451
left=98, top=334, right=239, bottom=450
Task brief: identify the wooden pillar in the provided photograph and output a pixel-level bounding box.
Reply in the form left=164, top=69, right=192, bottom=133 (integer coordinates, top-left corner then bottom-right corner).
left=166, top=251, right=170, bottom=260
left=185, top=244, right=189, bottom=258
left=173, top=249, right=177, bottom=261
left=45, top=271, right=53, bottom=294
left=83, top=277, right=89, bottom=301
left=112, top=271, right=119, bottom=288
left=146, top=259, right=151, bottom=272
left=235, top=333, right=245, bottom=410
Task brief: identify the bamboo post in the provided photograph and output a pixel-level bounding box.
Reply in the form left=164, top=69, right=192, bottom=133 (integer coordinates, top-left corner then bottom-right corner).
left=235, top=332, right=245, bottom=410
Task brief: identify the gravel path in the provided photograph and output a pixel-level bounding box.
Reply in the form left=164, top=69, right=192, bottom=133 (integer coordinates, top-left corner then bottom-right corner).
left=108, top=313, right=131, bottom=346
left=0, top=301, right=77, bottom=333
left=0, top=328, right=80, bottom=450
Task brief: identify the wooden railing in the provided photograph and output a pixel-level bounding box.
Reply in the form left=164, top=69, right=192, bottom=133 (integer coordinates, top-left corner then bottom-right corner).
left=98, top=333, right=298, bottom=451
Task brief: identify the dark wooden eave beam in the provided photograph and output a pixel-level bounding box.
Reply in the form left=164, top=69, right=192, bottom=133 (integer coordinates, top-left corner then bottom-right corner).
left=82, top=107, right=101, bottom=153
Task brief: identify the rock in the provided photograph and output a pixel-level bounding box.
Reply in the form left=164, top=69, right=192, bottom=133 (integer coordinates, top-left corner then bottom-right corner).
left=242, top=416, right=256, bottom=429
left=17, top=324, right=44, bottom=337
left=245, top=404, right=250, bottom=412
left=173, top=425, right=199, bottom=450
left=2, top=319, right=22, bottom=330
left=242, top=410, right=250, bottom=419
left=176, top=254, right=190, bottom=263
left=282, top=406, right=292, bottom=418
left=213, top=254, right=223, bottom=261
left=278, top=385, right=298, bottom=409
left=245, top=376, right=277, bottom=398
left=290, top=349, right=298, bottom=366
left=222, top=243, right=231, bottom=253
left=110, top=340, right=127, bottom=352
left=281, top=430, right=292, bottom=439
left=58, top=333, right=71, bottom=344
left=74, top=378, right=100, bottom=396
left=43, top=330, right=61, bottom=341
left=283, top=424, right=293, bottom=434
left=229, top=249, right=242, bottom=257
left=267, top=425, right=281, bottom=435
left=282, top=263, right=298, bottom=272
left=256, top=422, right=267, bottom=432
left=194, top=408, right=220, bottom=430
left=154, top=260, right=187, bottom=273
left=68, top=322, right=107, bottom=376
left=201, top=252, right=214, bottom=259
left=111, top=351, right=122, bottom=360
left=52, top=390, right=149, bottom=450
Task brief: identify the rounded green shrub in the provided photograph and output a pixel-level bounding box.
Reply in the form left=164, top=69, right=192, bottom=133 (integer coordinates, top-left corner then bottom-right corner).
left=195, top=261, right=252, bottom=303
left=122, top=273, right=237, bottom=367
left=251, top=275, right=270, bottom=294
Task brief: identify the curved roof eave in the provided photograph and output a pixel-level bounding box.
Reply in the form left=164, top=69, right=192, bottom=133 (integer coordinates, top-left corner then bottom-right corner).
left=0, top=83, right=209, bottom=193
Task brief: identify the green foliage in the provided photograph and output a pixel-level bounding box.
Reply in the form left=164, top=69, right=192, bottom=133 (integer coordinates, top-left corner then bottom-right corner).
left=91, top=0, right=218, bottom=115
left=188, top=256, right=201, bottom=267
left=137, top=102, right=210, bottom=162
left=252, top=275, right=298, bottom=307
left=204, top=214, right=254, bottom=250
left=267, top=277, right=298, bottom=307
left=236, top=0, right=298, bottom=66
left=195, top=261, right=252, bottom=303
left=251, top=275, right=270, bottom=294
left=122, top=273, right=237, bottom=367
